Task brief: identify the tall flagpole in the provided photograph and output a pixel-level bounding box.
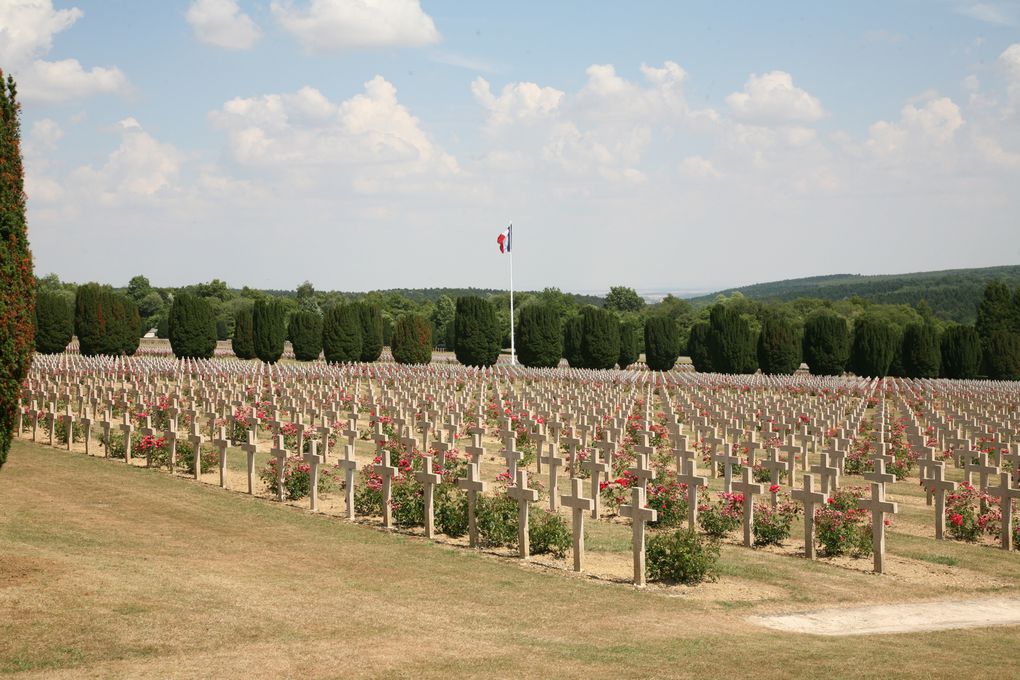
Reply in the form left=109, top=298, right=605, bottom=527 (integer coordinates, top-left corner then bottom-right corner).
left=509, top=222, right=516, bottom=365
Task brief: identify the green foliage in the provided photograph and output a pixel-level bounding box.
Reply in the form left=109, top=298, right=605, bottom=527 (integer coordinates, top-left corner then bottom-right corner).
left=802, top=310, right=849, bottom=375
left=322, top=304, right=363, bottom=363
left=983, top=330, right=1020, bottom=380
left=646, top=529, right=720, bottom=585
left=707, top=304, right=757, bottom=374
left=435, top=485, right=469, bottom=537
left=517, top=304, right=562, bottom=368
left=429, top=294, right=456, bottom=348
left=849, top=314, right=897, bottom=377
left=288, top=310, right=323, bottom=361
left=168, top=292, right=216, bottom=359
left=354, top=302, right=383, bottom=362
left=528, top=508, right=570, bottom=557
left=563, top=315, right=584, bottom=368
left=391, top=313, right=432, bottom=365
left=756, top=311, right=801, bottom=374
left=252, top=298, right=286, bottom=364
left=617, top=319, right=639, bottom=368
left=578, top=306, right=620, bottom=369
left=231, top=307, right=255, bottom=359
left=940, top=325, right=982, bottom=379
left=687, top=321, right=713, bottom=372
left=454, top=296, right=501, bottom=367
left=476, top=493, right=519, bottom=548
left=74, top=284, right=138, bottom=356
left=644, top=315, right=680, bottom=371
left=901, top=322, right=941, bottom=378
left=604, top=285, right=645, bottom=312
left=0, top=72, right=36, bottom=470
left=34, top=290, right=73, bottom=354
left=975, top=280, right=1015, bottom=339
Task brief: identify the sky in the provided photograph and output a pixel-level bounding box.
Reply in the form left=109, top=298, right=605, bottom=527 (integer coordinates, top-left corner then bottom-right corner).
left=3, top=0, right=1020, bottom=296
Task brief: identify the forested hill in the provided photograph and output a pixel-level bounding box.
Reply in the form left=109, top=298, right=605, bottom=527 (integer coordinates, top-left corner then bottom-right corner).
left=261, top=287, right=605, bottom=307
left=688, top=265, right=1020, bottom=323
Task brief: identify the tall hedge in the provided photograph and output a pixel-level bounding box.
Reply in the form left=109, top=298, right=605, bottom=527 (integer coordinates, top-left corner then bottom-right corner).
left=563, top=315, right=584, bottom=368
left=252, top=298, right=286, bottom=364
left=617, top=320, right=639, bottom=369
left=1, top=72, right=35, bottom=469
left=849, top=315, right=897, bottom=377
left=354, top=302, right=383, bottom=362
left=644, top=316, right=680, bottom=371
left=322, top=304, right=362, bottom=363
left=802, top=310, right=849, bottom=376
left=983, top=330, right=1020, bottom=380
left=687, top=321, right=713, bottom=372
left=940, top=325, right=981, bottom=379
left=579, top=306, right=620, bottom=370
left=756, top=312, right=801, bottom=375
left=35, top=291, right=73, bottom=354
left=391, top=314, right=432, bottom=365
left=168, top=293, right=216, bottom=359
left=901, top=322, right=940, bottom=378
left=517, top=304, right=561, bottom=368
left=975, top=281, right=1015, bottom=340
left=454, top=296, right=501, bottom=367
left=707, top=305, right=757, bottom=374
left=288, top=310, right=322, bottom=361
left=75, top=283, right=108, bottom=356
left=232, top=307, right=255, bottom=359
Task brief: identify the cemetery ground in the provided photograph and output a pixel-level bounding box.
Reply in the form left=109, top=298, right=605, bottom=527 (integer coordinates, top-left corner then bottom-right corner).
left=4, top=439, right=1020, bottom=678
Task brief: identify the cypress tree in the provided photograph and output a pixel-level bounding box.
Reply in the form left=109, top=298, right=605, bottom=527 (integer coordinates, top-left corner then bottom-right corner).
left=940, top=325, right=981, bottom=379
left=901, top=322, right=940, bottom=378
left=975, top=281, right=1014, bottom=340
left=802, top=310, right=850, bottom=376
left=75, top=282, right=107, bottom=356
left=687, top=321, right=713, bottom=372
left=155, top=315, right=169, bottom=339
left=517, top=304, right=562, bottom=368
left=111, top=295, right=140, bottom=356
left=580, top=306, right=620, bottom=370
left=644, top=316, right=680, bottom=371
left=563, top=315, right=584, bottom=368
left=252, top=298, right=286, bottom=364
left=168, top=293, right=216, bottom=359
left=617, top=319, right=639, bottom=369
left=983, top=330, right=1020, bottom=380
left=0, top=72, right=35, bottom=469
left=849, top=315, right=897, bottom=377
left=391, top=314, right=432, bottom=365
left=322, top=304, right=363, bottom=363
left=231, top=307, right=255, bottom=359
left=454, top=296, right=501, bottom=367
left=756, top=312, right=801, bottom=375
left=354, top=302, right=383, bottom=362
left=707, top=305, right=757, bottom=374
left=34, top=291, right=73, bottom=354
left=288, top=310, right=323, bottom=361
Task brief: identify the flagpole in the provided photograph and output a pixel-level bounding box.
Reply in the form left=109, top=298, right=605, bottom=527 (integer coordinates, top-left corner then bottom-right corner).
left=509, top=222, right=516, bottom=365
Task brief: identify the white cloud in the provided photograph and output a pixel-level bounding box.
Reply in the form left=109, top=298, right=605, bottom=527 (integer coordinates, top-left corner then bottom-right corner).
left=17, top=58, right=129, bottom=103
left=0, top=0, right=81, bottom=65
left=186, top=0, right=262, bottom=50
left=27, top=118, right=63, bottom=153
left=867, top=96, right=964, bottom=160
left=271, top=0, right=439, bottom=51
left=726, top=71, right=825, bottom=124
left=471, top=77, right=563, bottom=127
left=956, top=2, right=1016, bottom=25
left=679, top=155, right=722, bottom=179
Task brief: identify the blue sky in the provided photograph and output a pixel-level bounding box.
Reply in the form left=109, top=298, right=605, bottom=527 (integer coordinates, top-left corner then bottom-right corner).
left=4, top=0, right=1020, bottom=295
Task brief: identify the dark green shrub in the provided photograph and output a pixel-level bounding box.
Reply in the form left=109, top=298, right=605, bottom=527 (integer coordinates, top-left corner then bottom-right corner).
left=231, top=307, right=255, bottom=359
left=528, top=508, right=570, bottom=557
left=976, top=280, right=1014, bottom=340
left=75, top=283, right=110, bottom=356
left=252, top=298, right=286, bottom=363
left=940, top=325, right=981, bottom=379
left=476, top=493, right=519, bottom=547
left=901, top=322, right=940, bottom=378
left=646, top=529, right=720, bottom=584
left=34, top=290, right=73, bottom=354
left=391, top=314, right=432, bottom=365
left=617, top=319, right=639, bottom=368
left=563, top=315, right=584, bottom=368
left=354, top=302, right=383, bottom=362
left=155, top=315, right=169, bottom=339
left=756, top=312, right=801, bottom=374
left=322, top=304, right=362, bottom=363
left=579, top=306, right=620, bottom=369
left=435, top=485, right=468, bottom=537
left=707, top=304, right=757, bottom=374
left=215, top=318, right=228, bottom=341
left=983, top=330, right=1020, bottom=380
left=454, top=296, right=501, bottom=367
left=849, top=314, right=897, bottom=377
left=288, top=310, right=323, bottom=361
left=168, top=292, right=216, bottom=359
left=644, top=316, right=680, bottom=371
left=687, top=321, right=712, bottom=372
left=802, top=310, right=850, bottom=375
left=517, top=304, right=562, bottom=368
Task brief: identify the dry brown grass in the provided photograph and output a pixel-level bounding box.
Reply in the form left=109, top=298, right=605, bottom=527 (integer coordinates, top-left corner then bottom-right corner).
left=3, top=439, right=1020, bottom=679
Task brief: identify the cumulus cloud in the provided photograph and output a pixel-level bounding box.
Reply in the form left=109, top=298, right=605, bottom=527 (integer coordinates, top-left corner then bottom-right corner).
left=955, top=2, right=1016, bottom=25
left=0, top=0, right=81, bottom=65
left=271, top=0, right=439, bottom=51
left=867, top=96, right=964, bottom=158
left=18, top=58, right=129, bottom=103
left=471, top=77, right=563, bottom=126
left=726, top=71, right=825, bottom=124
left=186, top=0, right=262, bottom=50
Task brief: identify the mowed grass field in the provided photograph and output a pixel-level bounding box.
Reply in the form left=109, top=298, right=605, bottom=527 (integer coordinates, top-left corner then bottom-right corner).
left=3, top=439, right=1020, bottom=679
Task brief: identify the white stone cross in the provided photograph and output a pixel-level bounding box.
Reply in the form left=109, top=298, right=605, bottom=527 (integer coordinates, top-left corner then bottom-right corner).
left=270, top=435, right=288, bottom=502
left=374, top=447, right=398, bottom=528
left=212, top=426, right=230, bottom=489
left=303, top=441, right=322, bottom=512
left=925, top=462, right=957, bottom=540
left=456, top=462, right=487, bottom=548
left=539, top=443, right=564, bottom=511
left=240, top=431, right=258, bottom=495
left=188, top=431, right=204, bottom=481
left=619, top=486, right=657, bottom=586
left=560, top=477, right=594, bottom=572
left=507, top=469, right=540, bottom=559
left=992, top=472, right=1020, bottom=551
left=414, top=455, right=443, bottom=539
left=792, top=474, right=826, bottom=559
left=583, top=449, right=610, bottom=519
left=338, top=444, right=359, bottom=520
left=810, top=451, right=839, bottom=495
left=677, top=458, right=707, bottom=530
left=858, top=482, right=898, bottom=574
left=628, top=453, right=655, bottom=493
left=732, top=466, right=764, bottom=547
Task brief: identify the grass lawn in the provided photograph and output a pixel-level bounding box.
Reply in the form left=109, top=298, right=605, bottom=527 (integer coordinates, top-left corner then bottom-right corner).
left=2, top=439, right=1020, bottom=679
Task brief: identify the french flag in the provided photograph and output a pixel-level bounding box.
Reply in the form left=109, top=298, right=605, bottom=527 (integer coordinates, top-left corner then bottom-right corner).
left=497, top=224, right=512, bottom=253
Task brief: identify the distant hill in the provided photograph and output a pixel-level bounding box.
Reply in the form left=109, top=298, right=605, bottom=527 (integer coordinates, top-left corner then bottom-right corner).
left=264, top=287, right=606, bottom=307
left=687, top=265, right=1020, bottom=324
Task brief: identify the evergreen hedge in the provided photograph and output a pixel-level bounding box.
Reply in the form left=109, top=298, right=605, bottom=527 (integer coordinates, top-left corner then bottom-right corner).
left=75, top=284, right=138, bottom=356
left=901, top=322, right=941, bottom=378
left=454, top=296, right=501, bottom=367
left=579, top=306, right=620, bottom=369
left=940, top=325, right=981, bottom=379
left=618, top=320, right=639, bottom=369
left=687, top=321, right=713, bottom=372
left=983, top=330, right=1020, bottom=380
left=323, top=304, right=363, bottom=363
left=231, top=307, right=255, bottom=359
left=168, top=292, right=216, bottom=359
left=288, top=310, right=323, bottom=361
left=563, top=315, right=584, bottom=368
left=802, top=310, right=850, bottom=376
left=756, top=312, right=801, bottom=375
left=354, top=302, right=383, bottom=362
left=253, top=298, right=286, bottom=364
left=391, top=314, right=432, bottom=365
left=707, top=305, right=757, bottom=374
left=644, top=316, right=680, bottom=371
left=849, top=315, right=897, bottom=377
left=35, top=290, right=73, bottom=354
left=517, top=304, right=562, bottom=368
